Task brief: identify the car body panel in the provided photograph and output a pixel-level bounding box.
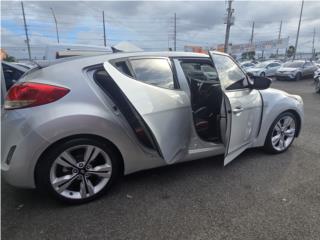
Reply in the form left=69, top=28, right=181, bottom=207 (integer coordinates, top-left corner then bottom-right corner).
left=275, top=61, right=317, bottom=80
left=209, top=51, right=263, bottom=165
left=1, top=51, right=304, bottom=189
left=251, top=88, right=304, bottom=147
left=246, top=62, right=281, bottom=77
left=103, top=60, right=192, bottom=164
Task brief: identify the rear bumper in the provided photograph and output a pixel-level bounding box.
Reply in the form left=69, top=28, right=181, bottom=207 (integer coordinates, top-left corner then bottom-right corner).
left=1, top=110, right=49, bottom=189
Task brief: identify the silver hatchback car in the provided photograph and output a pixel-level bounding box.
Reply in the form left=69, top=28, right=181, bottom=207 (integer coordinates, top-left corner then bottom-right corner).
left=2, top=51, right=304, bottom=203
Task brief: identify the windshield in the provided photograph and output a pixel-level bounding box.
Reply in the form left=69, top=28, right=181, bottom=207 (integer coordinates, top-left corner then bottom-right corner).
left=283, top=62, right=304, bottom=68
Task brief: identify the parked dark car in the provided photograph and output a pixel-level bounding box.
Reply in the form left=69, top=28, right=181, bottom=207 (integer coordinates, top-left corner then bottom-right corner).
left=2, top=61, right=29, bottom=91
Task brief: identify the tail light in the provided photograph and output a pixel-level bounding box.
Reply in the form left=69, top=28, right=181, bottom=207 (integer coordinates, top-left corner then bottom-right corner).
left=4, top=82, right=70, bottom=110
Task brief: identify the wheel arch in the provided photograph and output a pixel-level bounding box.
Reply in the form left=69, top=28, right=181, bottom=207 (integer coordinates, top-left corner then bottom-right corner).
left=286, top=109, right=301, bottom=137
left=34, top=134, right=125, bottom=188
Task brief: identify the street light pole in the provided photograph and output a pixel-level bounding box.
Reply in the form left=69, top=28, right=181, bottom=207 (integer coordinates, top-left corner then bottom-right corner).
left=50, top=7, right=60, bottom=44
left=102, top=11, right=107, bottom=47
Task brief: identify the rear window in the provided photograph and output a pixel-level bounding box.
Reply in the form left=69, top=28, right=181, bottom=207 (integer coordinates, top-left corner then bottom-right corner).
left=283, top=62, right=304, bottom=68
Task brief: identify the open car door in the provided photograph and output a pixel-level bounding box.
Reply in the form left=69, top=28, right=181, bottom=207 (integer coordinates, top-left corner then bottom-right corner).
left=103, top=59, right=192, bottom=164
left=209, top=51, right=263, bottom=166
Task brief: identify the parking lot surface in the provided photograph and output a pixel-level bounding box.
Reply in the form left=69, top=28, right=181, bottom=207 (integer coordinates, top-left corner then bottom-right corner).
left=2, top=78, right=320, bottom=240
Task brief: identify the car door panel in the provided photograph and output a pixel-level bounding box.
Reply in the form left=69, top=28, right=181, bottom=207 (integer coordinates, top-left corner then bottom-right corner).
left=103, top=61, right=192, bottom=164
left=209, top=51, right=263, bottom=165
left=224, top=89, right=262, bottom=165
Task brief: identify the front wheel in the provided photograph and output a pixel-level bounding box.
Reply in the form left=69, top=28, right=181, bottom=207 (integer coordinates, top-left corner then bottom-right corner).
left=295, top=72, right=302, bottom=81
left=264, top=112, right=297, bottom=154
left=35, top=137, right=121, bottom=204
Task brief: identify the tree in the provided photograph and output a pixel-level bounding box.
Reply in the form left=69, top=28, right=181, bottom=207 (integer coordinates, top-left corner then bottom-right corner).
left=241, top=51, right=255, bottom=60
left=3, top=54, right=16, bottom=62
left=286, top=46, right=295, bottom=58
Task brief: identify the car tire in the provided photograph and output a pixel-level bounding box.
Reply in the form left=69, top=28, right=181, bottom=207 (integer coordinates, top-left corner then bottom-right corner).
left=315, top=78, right=320, bottom=93
left=295, top=72, right=302, bottom=81
left=260, top=72, right=265, bottom=77
left=35, top=137, right=121, bottom=204
left=264, top=112, right=297, bottom=154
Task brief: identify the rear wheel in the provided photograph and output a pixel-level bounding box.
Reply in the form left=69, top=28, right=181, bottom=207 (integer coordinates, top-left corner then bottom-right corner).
left=36, top=137, right=121, bottom=204
left=264, top=112, right=297, bottom=154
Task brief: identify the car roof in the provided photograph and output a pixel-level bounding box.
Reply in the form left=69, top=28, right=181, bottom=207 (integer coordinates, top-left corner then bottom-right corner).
left=38, top=51, right=210, bottom=69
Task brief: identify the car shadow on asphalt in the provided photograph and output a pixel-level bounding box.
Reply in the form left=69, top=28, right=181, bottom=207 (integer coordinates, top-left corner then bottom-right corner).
left=1, top=146, right=293, bottom=209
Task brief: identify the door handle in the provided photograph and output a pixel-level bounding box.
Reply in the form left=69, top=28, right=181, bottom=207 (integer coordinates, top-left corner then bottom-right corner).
left=232, top=106, right=244, bottom=114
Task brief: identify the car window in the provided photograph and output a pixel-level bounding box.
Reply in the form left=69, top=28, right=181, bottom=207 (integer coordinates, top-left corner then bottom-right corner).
left=210, top=54, right=248, bottom=90
left=114, top=61, right=133, bottom=77
left=180, top=60, right=219, bottom=83
left=304, top=62, right=312, bottom=67
left=283, top=62, right=304, bottom=68
left=129, top=58, right=175, bottom=89
left=2, top=63, right=24, bottom=90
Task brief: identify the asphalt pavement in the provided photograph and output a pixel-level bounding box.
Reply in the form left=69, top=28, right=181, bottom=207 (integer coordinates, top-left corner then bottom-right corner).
left=2, top=78, right=320, bottom=240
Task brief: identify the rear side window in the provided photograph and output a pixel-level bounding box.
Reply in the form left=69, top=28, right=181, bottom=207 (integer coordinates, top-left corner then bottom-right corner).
left=114, top=61, right=133, bottom=77
left=129, top=58, right=175, bottom=89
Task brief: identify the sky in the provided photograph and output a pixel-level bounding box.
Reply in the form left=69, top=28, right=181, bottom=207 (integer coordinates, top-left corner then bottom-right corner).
left=1, top=0, right=320, bottom=59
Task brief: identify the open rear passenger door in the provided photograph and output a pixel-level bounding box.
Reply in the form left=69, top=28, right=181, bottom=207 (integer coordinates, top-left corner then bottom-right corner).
left=209, top=51, right=263, bottom=166
left=103, top=58, right=192, bottom=164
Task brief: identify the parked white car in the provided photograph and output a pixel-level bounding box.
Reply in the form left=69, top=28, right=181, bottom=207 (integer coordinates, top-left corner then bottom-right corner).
left=240, top=61, right=255, bottom=71
left=246, top=61, right=282, bottom=77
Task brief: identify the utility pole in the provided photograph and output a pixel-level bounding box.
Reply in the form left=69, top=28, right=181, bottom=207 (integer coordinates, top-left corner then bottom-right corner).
left=174, top=13, right=177, bottom=51
left=50, top=8, right=59, bottom=44
left=102, top=11, right=106, bottom=47
left=21, top=1, right=31, bottom=60
left=276, top=20, right=282, bottom=57
left=293, top=0, right=304, bottom=60
left=224, top=0, right=234, bottom=53
left=250, top=21, right=255, bottom=44
left=312, top=28, right=315, bottom=60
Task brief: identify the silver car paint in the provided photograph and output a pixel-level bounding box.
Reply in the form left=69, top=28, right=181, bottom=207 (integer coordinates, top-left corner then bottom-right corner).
left=103, top=60, right=192, bottom=164
left=1, top=52, right=303, bottom=188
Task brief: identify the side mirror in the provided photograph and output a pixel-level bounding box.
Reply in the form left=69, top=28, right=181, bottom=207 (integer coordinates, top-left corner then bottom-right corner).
left=248, top=75, right=272, bottom=90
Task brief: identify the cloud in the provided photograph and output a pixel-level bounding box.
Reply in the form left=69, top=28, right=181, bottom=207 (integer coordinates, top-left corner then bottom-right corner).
left=1, top=1, right=319, bottom=59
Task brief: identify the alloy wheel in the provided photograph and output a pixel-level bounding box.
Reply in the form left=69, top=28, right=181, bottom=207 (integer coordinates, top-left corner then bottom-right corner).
left=49, top=145, right=112, bottom=199
left=271, top=116, right=296, bottom=151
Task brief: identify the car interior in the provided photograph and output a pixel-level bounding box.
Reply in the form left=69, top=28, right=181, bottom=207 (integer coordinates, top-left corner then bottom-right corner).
left=92, top=57, right=225, bottom=153
left=179, top=59, right=223, bottom=143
